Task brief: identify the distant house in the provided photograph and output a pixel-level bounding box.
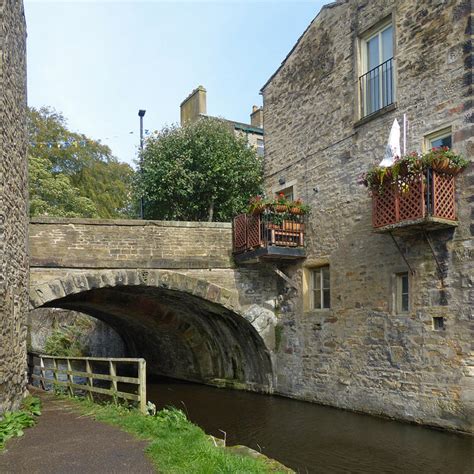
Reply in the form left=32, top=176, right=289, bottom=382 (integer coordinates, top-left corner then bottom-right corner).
left=180, top=86, right=264, bottom=157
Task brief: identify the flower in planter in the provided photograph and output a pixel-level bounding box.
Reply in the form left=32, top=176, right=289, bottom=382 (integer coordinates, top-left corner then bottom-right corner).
left=273, top=193, right=290, bottom=212
left=422, top=147, right=468, bottom=175
left=288, top=198, right=311, bottom=215
left=360, top=148, right=467, bottom=194
left=360, top=166, right=394, bottom=193
left=248, top=195, right=267, bottom=215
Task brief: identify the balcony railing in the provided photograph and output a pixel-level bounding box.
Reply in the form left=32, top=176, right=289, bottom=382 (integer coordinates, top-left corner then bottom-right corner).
left=372, top=168, right=457, bottom=232
left=360, top=58, right=394, bottom=118
left=233, top=210, right=305, bottom=262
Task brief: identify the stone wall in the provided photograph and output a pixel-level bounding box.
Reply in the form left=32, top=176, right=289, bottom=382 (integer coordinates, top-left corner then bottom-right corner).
left=28, top=309, right=127, bottom=358
left=29, top=218, right=233, bottom=270
left=262, top=0, right=473, bottom=432
left=0, top=0, right=28, bottom=414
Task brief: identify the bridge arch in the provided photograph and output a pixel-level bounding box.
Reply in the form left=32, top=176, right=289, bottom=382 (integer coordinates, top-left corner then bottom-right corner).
left=29, top=269, right=274, bottom=392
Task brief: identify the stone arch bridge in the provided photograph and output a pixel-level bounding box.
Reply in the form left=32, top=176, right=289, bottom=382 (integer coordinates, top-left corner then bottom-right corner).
left=29, top=218, right=280, bottom=392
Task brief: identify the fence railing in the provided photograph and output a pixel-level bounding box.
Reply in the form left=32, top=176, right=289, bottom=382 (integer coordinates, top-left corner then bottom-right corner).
left=359, top=58, right=394, bottom=118
left=28, top=353, right=147, bottom=414
left=372, top=168, right=457, bottom=229
left=233, top=210, right=305, bottom=254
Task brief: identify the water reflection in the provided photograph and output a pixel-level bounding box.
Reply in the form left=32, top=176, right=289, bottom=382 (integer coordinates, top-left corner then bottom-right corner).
left=148, top=378, right=473, bottom=473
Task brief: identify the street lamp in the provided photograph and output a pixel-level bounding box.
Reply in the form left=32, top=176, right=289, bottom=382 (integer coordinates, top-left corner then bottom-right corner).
left=138, top=109, right=146, bottom=219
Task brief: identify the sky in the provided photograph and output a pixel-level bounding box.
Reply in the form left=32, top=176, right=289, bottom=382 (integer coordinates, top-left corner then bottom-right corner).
left=25, top=0, right=328, bottom=166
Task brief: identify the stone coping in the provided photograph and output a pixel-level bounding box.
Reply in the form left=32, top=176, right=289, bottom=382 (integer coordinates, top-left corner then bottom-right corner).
left=30, top=217, right=232, bottom=229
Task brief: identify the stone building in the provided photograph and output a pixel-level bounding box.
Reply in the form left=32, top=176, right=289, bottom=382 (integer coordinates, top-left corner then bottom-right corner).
left=0, top=0, right=28, bottom=414
left=180, top=85, right=264, bottom=156
left=260, top=0, right=473, bottom=432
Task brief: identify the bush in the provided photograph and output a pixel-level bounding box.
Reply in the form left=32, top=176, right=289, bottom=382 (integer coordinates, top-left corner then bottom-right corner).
left=0, top=396, right=41, bottom=450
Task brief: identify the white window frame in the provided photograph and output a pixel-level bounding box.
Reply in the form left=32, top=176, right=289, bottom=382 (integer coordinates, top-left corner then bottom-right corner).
left=424, top=127, right=452, bottom=152
left=272, top=179, right=298, bottom=201
left=395, top=272, right=409, bottom=314
left=311, top=266, right=330, bottom=310
left=359, top=18, right=395, bottom=117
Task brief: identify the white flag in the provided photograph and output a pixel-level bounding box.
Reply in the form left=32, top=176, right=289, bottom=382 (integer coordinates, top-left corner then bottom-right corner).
left=379, top=119, right=401, bottom=168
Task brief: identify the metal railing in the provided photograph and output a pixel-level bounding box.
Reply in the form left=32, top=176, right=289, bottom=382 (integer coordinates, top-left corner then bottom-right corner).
left=233, top=210, right=305, bottom=254
left=29, top=353, right=147, bottom=414
left=359, top=58, right=394, bottom=118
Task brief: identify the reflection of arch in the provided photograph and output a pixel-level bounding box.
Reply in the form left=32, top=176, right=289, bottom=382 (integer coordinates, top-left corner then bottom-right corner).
left=29, top=270, right=274, bottom=392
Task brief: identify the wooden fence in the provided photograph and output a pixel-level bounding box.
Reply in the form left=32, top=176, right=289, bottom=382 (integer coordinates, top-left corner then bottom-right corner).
left=29, top=353, right=147, bottom=414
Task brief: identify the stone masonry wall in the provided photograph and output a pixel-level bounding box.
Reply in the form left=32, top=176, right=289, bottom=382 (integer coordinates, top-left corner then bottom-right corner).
left=0, top=0, right=28, bottom=414
left=29, top=218, right=233, bottom=270
left=262, top=0, right=473, bottom=432
left=28, top=308, right=126, bottom=358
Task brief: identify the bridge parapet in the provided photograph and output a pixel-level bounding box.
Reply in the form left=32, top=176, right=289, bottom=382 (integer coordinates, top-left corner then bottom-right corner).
left=29, top=217, right=233, bottom=270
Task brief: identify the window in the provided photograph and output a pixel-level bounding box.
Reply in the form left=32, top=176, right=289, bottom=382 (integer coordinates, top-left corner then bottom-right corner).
left=432, top=317, right=445, bottom=331
left=276, top=185, right=294, bottom=202
left=396, top=272, right=409, bottom=313
left=425, top=127, right=452, bottom=150
left=359, top=20, right=394, bottom=117
left=256, top=138, right=264, bottom=157
left=311, top=266, right=330, bottom=309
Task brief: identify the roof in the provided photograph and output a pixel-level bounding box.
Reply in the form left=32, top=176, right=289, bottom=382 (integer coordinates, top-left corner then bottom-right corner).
left=202, top=114, right=263, bottom=135
left=260, top=1, right=343, bottom=93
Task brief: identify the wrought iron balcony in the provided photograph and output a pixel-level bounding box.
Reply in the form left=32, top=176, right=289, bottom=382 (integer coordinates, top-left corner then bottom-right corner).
left=372, top=168, right=458, bottom=234
left=233, top=210, right=306, bottom=263
left=359, top=58, right=394, bottom=118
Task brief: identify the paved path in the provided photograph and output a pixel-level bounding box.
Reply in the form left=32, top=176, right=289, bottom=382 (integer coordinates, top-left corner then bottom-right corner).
left=0, top=390, right=155, bottom=474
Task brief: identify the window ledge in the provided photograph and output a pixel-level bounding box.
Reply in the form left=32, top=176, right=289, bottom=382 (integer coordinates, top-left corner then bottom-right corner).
left=354, top=102, right=397, bottom=128
left=304, top=308, right=332, bottom=316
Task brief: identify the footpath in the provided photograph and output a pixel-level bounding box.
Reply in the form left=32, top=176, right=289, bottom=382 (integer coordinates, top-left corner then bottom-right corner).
left=0, top=390, right=155, bottom=474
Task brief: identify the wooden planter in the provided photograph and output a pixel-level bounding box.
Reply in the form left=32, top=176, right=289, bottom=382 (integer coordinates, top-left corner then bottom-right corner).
left=283, top=220, right=302, bottom=231
left=289, top=207, right=303, bottom=215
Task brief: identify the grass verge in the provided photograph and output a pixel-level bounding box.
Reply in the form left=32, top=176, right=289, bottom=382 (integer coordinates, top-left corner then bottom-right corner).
left=0, top=396, right=42, bottom=450
left=66, top=397, right=290, bottom=473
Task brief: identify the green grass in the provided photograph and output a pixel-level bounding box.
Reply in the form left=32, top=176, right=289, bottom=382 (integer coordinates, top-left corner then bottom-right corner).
left=0, top=396, right=42, bottom=450
left=68, top=397, right=289, bottom=473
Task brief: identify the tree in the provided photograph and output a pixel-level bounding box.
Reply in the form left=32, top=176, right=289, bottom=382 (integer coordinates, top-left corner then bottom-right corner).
left=28, top=107, right=135, bottom=218
left=29, top=155, right=98, bottom=218
left=137, top=118, right=263, bottom=222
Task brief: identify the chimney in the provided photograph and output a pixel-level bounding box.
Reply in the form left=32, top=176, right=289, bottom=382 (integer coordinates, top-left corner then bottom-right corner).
left=180, top=86, right=207, bottom=125
left=250, top=105, right=263, bottom=128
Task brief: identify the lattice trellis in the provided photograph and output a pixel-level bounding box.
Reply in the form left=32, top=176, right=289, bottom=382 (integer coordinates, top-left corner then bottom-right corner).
left=233, top=212, right=305, bottom=253
left=372, top=185, right=397, bottom=228
left=432, top=170, right=456, bottom=220
left=398, top=173, right=424, bottom=221
left=372, top=169, right=457, bottom=228
left=233, top=214, right=247, bottom=252
left=247, top=214, right=261, bottom=249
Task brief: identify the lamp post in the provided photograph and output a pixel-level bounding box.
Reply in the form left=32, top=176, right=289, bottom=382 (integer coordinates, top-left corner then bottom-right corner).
left=138, top=109, right=146, bottom=219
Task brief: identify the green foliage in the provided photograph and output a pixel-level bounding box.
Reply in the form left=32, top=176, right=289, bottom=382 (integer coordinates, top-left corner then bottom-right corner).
left=29, top=154, right=99, bottom=218
left=44, top=328, right=86, bottom=357
left=69, top=397, right=283, bottom=473
left=360, top=147, right=468, bottom=193
left=28, top=106, right=135, bottom=218
left=21, top=396, right=42, bottom=417
left=137, top=118, right=264, bottom=222
left=274, top=324, right=284, bottom=352
left=0, top=397, right=41, bottom=450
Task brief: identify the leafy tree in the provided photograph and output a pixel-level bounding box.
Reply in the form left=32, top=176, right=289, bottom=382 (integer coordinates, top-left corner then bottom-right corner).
left=28, top=107, right=135, bottom=218
left=137, top=118, right=263, bottom=221
left=29, top=155, right=98, bottom=218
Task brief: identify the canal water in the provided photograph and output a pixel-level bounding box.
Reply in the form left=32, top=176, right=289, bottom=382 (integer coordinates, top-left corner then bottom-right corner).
left=148, top=378, right=473, bottom=473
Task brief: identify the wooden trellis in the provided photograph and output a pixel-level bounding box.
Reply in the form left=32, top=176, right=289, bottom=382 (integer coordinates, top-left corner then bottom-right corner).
left=233, top=211, right=305, bottom=254
left=372, top=169, right=457, bottom=229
